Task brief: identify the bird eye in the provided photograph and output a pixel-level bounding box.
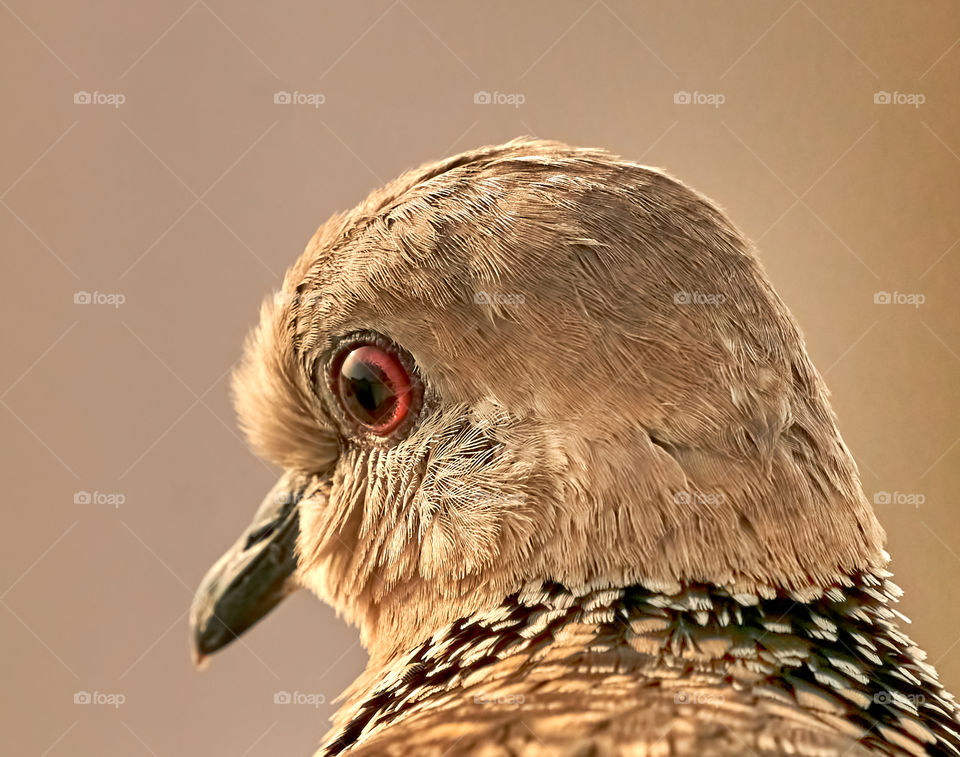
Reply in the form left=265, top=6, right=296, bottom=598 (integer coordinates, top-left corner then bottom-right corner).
left=331, top=341, right=420, bottom=436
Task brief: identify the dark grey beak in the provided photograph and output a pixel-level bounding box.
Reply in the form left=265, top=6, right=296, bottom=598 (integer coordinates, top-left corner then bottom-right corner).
left=190, top=475, right=305, bottom=664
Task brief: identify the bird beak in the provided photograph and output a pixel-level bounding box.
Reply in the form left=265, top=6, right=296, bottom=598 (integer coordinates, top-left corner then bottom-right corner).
left=189, top=475, right=305, bottom=664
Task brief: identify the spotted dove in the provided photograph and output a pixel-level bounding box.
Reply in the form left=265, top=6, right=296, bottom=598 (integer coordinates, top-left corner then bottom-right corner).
left=190, top=138, right=960, bottom=756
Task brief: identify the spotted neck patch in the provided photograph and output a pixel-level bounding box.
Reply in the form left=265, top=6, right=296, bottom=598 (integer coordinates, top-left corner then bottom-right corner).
left=323, top=576, right=960, bottom=756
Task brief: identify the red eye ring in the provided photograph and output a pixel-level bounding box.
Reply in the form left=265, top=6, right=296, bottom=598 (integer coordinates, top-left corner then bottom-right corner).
left=331, top=341, right=419, bottom=436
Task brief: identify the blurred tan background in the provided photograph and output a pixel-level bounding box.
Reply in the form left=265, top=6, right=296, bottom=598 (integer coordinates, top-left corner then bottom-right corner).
left=2, top=2, right=959, bottom=755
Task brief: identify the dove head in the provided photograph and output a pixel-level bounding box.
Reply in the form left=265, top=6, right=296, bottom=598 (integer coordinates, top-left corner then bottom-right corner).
left=231, top=138, right=885, bottom=660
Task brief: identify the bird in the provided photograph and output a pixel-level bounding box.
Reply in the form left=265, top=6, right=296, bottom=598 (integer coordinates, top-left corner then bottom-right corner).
left=189, top=137, right=960, bottom=756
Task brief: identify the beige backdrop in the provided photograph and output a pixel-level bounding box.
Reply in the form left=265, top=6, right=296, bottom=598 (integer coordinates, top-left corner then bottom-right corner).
left=2, top=2, right=959, bottom=755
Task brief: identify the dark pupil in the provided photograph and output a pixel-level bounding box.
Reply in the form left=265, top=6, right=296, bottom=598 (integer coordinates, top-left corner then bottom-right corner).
left=342, top=361, right=396, bottom=425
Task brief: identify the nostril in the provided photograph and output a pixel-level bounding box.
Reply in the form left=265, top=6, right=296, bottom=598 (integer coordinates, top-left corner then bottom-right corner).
left=244, top=523, right=277, bottom=550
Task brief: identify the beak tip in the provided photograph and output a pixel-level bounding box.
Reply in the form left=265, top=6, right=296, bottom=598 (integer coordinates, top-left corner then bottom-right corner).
left=189, top=620, right=209, bottom=669
left=189, top=476, right=303, bottom=668
left=192, top=645, right=210, bottom=670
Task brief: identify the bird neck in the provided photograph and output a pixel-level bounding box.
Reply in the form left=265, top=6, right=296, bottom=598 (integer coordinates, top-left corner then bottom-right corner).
left=327, top=576, right=958, bottom=756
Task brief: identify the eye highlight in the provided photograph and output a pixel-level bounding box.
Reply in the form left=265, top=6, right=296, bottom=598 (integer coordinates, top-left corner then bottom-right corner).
left=331, top=341, right=420, bottom=436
